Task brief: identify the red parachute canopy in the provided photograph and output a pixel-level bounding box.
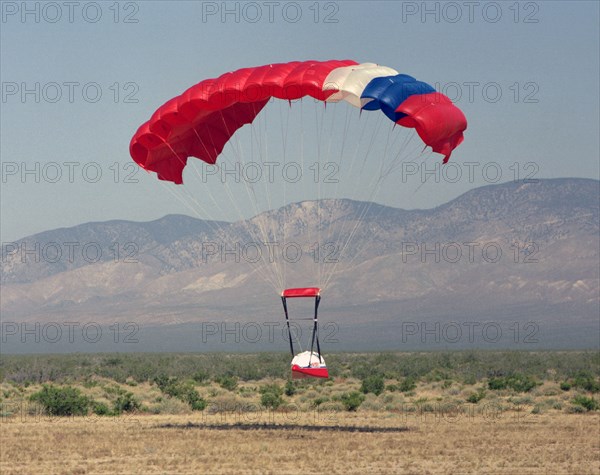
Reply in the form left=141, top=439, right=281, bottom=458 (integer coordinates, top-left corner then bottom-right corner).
left=130, top=60, right=467, bottom=184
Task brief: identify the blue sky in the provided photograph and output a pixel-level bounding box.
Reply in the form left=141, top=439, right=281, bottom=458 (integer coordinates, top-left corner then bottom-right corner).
left=1, top=1, right=599, bottom=241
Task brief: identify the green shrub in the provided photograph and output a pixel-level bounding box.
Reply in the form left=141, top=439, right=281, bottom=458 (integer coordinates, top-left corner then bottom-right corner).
left=583, top=380, right=599, bottom=393
left=284, top=381, right=297, bottom=397
left=566, top=404, right=586, bottom=414
left=186, top=391, right=207, bottom=411
left=466, top=389, right=486, bottom=404
left=312, top=396, right=329, bottom=407
left=82, top=378, right=98, bottom=389
left=360, top=374, right=385, bottom=396
left=341, top=391, right=365, bottom=411
left=488, top=377, right=507, bottom=390
left=92, top=401, right=112, bottom=416
left=261, top=391, right=283, bottom=409
left=260, top=383, right=283, bottom=395
left=399, top=377, right=417, bottom=393
left=153, top=376, right=179, bottom=396
left=572, top=372, right=600, bottom=393
left=572, top=395, right=598, bottom=412
left=112, top=391, right=140, bottom=414
left=192, top=370, right=210, bottom=383
left=104, top=357, right=123, bottom=366
left=508, top=374, right=539, bottom=393
left=29, top=385, right=89, bottom=416
left=260, top=384, right=283, bottom=409
left=560, top=381, right=571, bottom=391
left=153, top=375, right=206, bottom=411
left=217, top=376, right=238, bottom=391
left=488, top=374, right=538, bottom=393
left=260, top=384, right=284, bottom=409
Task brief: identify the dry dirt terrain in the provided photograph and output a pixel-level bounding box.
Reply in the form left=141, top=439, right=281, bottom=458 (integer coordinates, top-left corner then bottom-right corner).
left=1, top=411, right=599, bottom=475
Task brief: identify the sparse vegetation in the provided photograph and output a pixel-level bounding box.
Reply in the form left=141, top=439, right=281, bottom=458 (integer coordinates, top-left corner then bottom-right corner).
left=399, top=377, right=417, bottom=393
left=91, top=401, right=111, bottom=416
left=284, top=380, right=297, bottom=396
left=341, top=391, right=365, bottom=411
left=2, top=351, right=597, bottom=387
left=112, top=390, right=141, bottom=414
left=259, top=383, right=283, bottom=409
left=0, top=351, right=597, bottom=419
left=571, top=371, right=600, bottom=393
left=560, top=381, right=572, bottom=391
left=153, top=375, right=206, bottom=411
left=1, top=351, right=599, bottom=474
left=360, top=374, right=385, bottom=396
left=217, top=375, right=238, bottom=391
left=487, top=374, right=539, bottom=393
left=466, top=388, right=486, bottom=404
left=29, top=384, right=90, bottom=416
left=572, top=395, right=599, bottom=412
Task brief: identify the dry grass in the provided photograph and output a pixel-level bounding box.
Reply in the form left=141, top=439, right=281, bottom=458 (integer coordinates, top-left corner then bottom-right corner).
left=2, top=359, right=599, bottom=474
left=1, top=410, right=598, bottom=474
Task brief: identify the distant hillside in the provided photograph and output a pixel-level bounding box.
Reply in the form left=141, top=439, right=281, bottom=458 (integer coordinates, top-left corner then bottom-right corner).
left=2, top=178, right=598, bottom=352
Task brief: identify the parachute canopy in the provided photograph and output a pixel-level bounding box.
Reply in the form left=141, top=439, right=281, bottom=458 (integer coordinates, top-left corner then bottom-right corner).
left=130, top=60, right=467, bottom=184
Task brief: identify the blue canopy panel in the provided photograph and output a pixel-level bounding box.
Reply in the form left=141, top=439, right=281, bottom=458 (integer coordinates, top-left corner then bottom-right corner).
left=360, top=74, right=436, bottom=121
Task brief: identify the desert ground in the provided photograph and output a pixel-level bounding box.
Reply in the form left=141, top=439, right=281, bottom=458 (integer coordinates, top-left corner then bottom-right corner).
left=1, top=410, right=599, bottom=474
left=1, top=352, right=598, bottom=474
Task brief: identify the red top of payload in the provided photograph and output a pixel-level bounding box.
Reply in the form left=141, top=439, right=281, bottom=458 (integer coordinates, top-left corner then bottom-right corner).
left=281, top=287, right=321, bottom=298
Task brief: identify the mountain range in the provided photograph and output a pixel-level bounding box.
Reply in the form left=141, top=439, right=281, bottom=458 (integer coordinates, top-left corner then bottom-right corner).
left=2, top=178, right=598, bottom=352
